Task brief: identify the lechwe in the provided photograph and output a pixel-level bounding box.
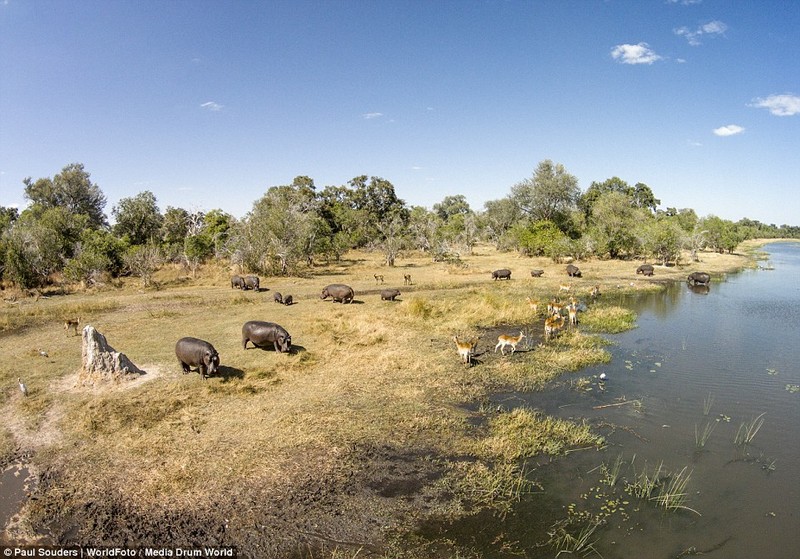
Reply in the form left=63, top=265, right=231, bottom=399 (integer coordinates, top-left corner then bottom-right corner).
left=494, top=331, right=526, bottom=355
left=453, top=336, right=478, bottom=366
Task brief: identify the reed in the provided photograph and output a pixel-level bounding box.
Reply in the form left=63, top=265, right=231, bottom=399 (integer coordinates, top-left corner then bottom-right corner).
left=694, top=420, right=717, bottom=449
left=734, top=412, right=766, bottom=446
left=547, top=517, right=603, bottom=558
left=650, top=466, right=700, bottom=515
left=702, top=393, right=714, bottom=416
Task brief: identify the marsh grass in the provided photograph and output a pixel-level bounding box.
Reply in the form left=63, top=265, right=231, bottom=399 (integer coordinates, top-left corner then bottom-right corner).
left=734, top=412, right=766, bottom=446
left=547, top=517, right=603, bottom=558
left=694, top=420, right=717, bottom=450
left=702, top=392, right=715, bottom=416
left=580, top=305, right=637, bottom=334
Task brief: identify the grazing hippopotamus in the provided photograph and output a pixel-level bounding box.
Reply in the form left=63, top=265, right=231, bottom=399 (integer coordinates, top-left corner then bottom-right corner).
left=175, top=337, right=220, bottom=380
left=273, top=292, right=283, bottom=304
left=530, top=269, right=544, bottom=277
left=243, top=275, right=260, bottom=291
left=637, top=264, right=655, bottom=276
left=231, top=275, right=245, bottom=289
left=687, top=272, right=711, bottom=285
left=380, top=288, right=401, bottom=301
left=283, top=295, right=293, bottom=306
left=492, top=269, right=512, bottom=280
left=566, top=264, right=582, bottom=277
left=321, top=283, right=354, bottom=303
left=242, top=321, right=291, bottom=353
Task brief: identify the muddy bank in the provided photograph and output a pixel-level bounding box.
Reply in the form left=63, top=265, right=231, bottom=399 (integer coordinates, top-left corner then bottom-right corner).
left=21, top=444, right=446, bottom=558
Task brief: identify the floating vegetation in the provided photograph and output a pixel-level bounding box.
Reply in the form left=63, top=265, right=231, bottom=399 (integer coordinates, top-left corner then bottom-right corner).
left=766, top=368, right=778, bottom=376
left=785, top=384, right=800, bottom=394
left=599, top=452, right=625, bottom=488
left=734, top=412, right=766, bottom=446
left=717, top=413, right=731, bottom=423
left=702, top=393, right=715, bottom=416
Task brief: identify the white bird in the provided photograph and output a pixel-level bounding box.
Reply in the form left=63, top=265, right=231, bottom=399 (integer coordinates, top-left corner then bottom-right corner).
left=599, top=373, right=607, bottom=381
left=18, top=377, right=28, bottom=397
left=38, top=349, right=49, bottom=358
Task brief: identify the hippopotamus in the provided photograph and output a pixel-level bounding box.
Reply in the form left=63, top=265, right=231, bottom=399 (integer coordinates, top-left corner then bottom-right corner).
left=242, top=321, right=291, bottom=353
left=321, top=283, right=354, bottom=303
left=566, top=264, right=582, bottom=277
left=231, top=275, right=245, bottom=289
left=273, top=292, right=283, bottom=304
left=175, top=337, right=220, bottom=380
left=283, top=294, right=293, bottom=306
left=243, top=275, right=260, bottom=291
left=380, top=288, right=401, bottom=301
left=530, top=269, right=544, bottom=277
left=492, top=269, right=512, bottom=280
left=687, top=272, right=711, bottom=286
left=637, top=264, right=655, bottom=276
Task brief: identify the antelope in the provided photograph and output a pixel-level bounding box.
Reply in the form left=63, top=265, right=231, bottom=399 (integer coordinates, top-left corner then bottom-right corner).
left=559, top=283, right=572, bottom=294
left=374, top=274, right=384, bottom=284
left=495, top=331, right=525, bottom=355
left=589, top=285, right=600, bottom=299
left=454, top=336, right=478, bottom=366
left=549, top=301, right=565, bottom=317
left=545, top=315, right=565, bottom=341
left=568, top=305, right=578, bottom=326
left=525, top=297, right=540, bottom=314
left=64, top=317, right=80, bottom=336
left=404, top=274, right=412, bottom=285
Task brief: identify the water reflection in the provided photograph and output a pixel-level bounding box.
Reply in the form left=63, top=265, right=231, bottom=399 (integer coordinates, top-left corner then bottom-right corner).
left=429, top=243, right=800, bottom=558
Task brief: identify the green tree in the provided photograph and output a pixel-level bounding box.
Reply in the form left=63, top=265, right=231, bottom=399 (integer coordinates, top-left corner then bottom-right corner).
left=23, top=163, right=108, bottom=229
left=481, top=198, right=522, bottom=250
left=588, top=191, right=648, bottom=258
left=510, top=160, right=580, bottom=228
left=124, top=243, right=162, bottom=287
left=64, top=229, right=128, bottom=285
left=642, top=219, right=685, bottom=265
left=509, top=219, right=568, bottom=259
left=112, top=191, right=164, bottom=246
left=433, top=194, right=472, bottom=221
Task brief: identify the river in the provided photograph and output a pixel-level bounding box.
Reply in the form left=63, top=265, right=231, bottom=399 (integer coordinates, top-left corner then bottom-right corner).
left=427, top=242, right=800, bottom=558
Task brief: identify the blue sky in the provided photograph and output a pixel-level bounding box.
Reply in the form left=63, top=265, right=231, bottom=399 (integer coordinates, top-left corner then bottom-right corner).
left=1, top=0, right=798, bottom=225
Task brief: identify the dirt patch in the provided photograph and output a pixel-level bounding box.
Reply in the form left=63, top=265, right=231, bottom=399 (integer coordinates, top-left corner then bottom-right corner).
left=27, top=444, right=446, bottom=558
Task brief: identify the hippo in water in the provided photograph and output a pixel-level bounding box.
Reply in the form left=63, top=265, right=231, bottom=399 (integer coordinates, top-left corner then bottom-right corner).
left=242, top=321, right=292, bottom=353
left=687, top=272, right=711, bottom=286
left=175, top=337, right=220, bottom=380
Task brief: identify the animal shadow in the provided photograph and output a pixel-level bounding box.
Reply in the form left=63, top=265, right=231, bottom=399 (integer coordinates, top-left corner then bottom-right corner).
left=216, top=365, right=245, bottom=382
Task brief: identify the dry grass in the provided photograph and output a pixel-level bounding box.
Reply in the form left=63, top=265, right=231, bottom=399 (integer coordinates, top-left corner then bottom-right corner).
left=0, top=243, right=760, bottom=547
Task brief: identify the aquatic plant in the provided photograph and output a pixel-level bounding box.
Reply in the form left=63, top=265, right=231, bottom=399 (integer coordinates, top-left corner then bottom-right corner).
left=702, top=393, right=714, bottom=416
left=734, top=412, right=766, bottom=446
left=694, top=420, right=717, bottom=450
left=651, top=466, right=700, bottom=515
left=600, top=453, right=625, bottom=488
left=547, top=517, right=604, bottom=558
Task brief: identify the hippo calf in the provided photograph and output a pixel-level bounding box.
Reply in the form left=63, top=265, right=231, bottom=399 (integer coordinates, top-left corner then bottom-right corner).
left=566, top=264, right=582, bottom=277
left=175, top=337, right=220, bottom=380
left=273, top=292, right=283, bottom=304
left=637, top=264, right=655, bottom=276
left=687, top=272, right=711, bottom=285
left=231, top=275, right=245, bottom=289
left=321, top=283, right=354, bottom=304
left=530, top=269, right=544, bottom=277
left=283, top=295, right=293, bottom=306
left=381, top=288, right=401, bottom=301
left=492, top=269, right=512, bottom=280
left=242, top=321, right=292, bottom=353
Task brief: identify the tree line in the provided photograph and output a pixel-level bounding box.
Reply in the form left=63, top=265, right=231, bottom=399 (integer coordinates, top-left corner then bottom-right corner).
left=1, top=161, right=797, bottom=290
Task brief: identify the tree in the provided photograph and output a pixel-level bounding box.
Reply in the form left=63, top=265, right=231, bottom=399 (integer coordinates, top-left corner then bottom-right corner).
left=23, top=163, right=108, bottom=229
left=112, top=191, right=163, bottom=246
left=642, top=219, right=684, bottom=265
left=510, top=160, right=580, bottom=228
left=374, top=214, right=408, bottom=267
left=588, top=191, right=648, bottom=258
left=481, top=198, right=522, bottom=250
left=509, top=219, right=568, bottom=259
left=161, top=207, right=190, bottom=248
left=433, top=194, right=472, bottom=221
left=64, top=229, right=128, bottom=286
left=124, top=243, right=162, bottom=287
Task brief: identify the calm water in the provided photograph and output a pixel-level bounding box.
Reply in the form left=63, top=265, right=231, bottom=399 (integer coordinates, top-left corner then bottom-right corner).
left=428, top=242, right=800, bottom=558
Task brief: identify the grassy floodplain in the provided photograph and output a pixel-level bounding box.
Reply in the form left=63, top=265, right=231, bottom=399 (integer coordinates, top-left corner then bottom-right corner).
left=0, top=243, right=767, bottom=555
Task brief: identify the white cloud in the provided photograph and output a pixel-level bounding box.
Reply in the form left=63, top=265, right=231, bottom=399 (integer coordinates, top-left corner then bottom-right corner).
left=200, top=101, right=223, bottom=111
left=610, top=43, right=663, bottom=65
left=362, top=112, right=384, bottom=119
left=674, top=20, right=727, bottom=46
left=751, top=94, right=800, bottom=116
left=713, top=124, right=745, bottom=136
left=667, top=0, right=702, bottom=5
